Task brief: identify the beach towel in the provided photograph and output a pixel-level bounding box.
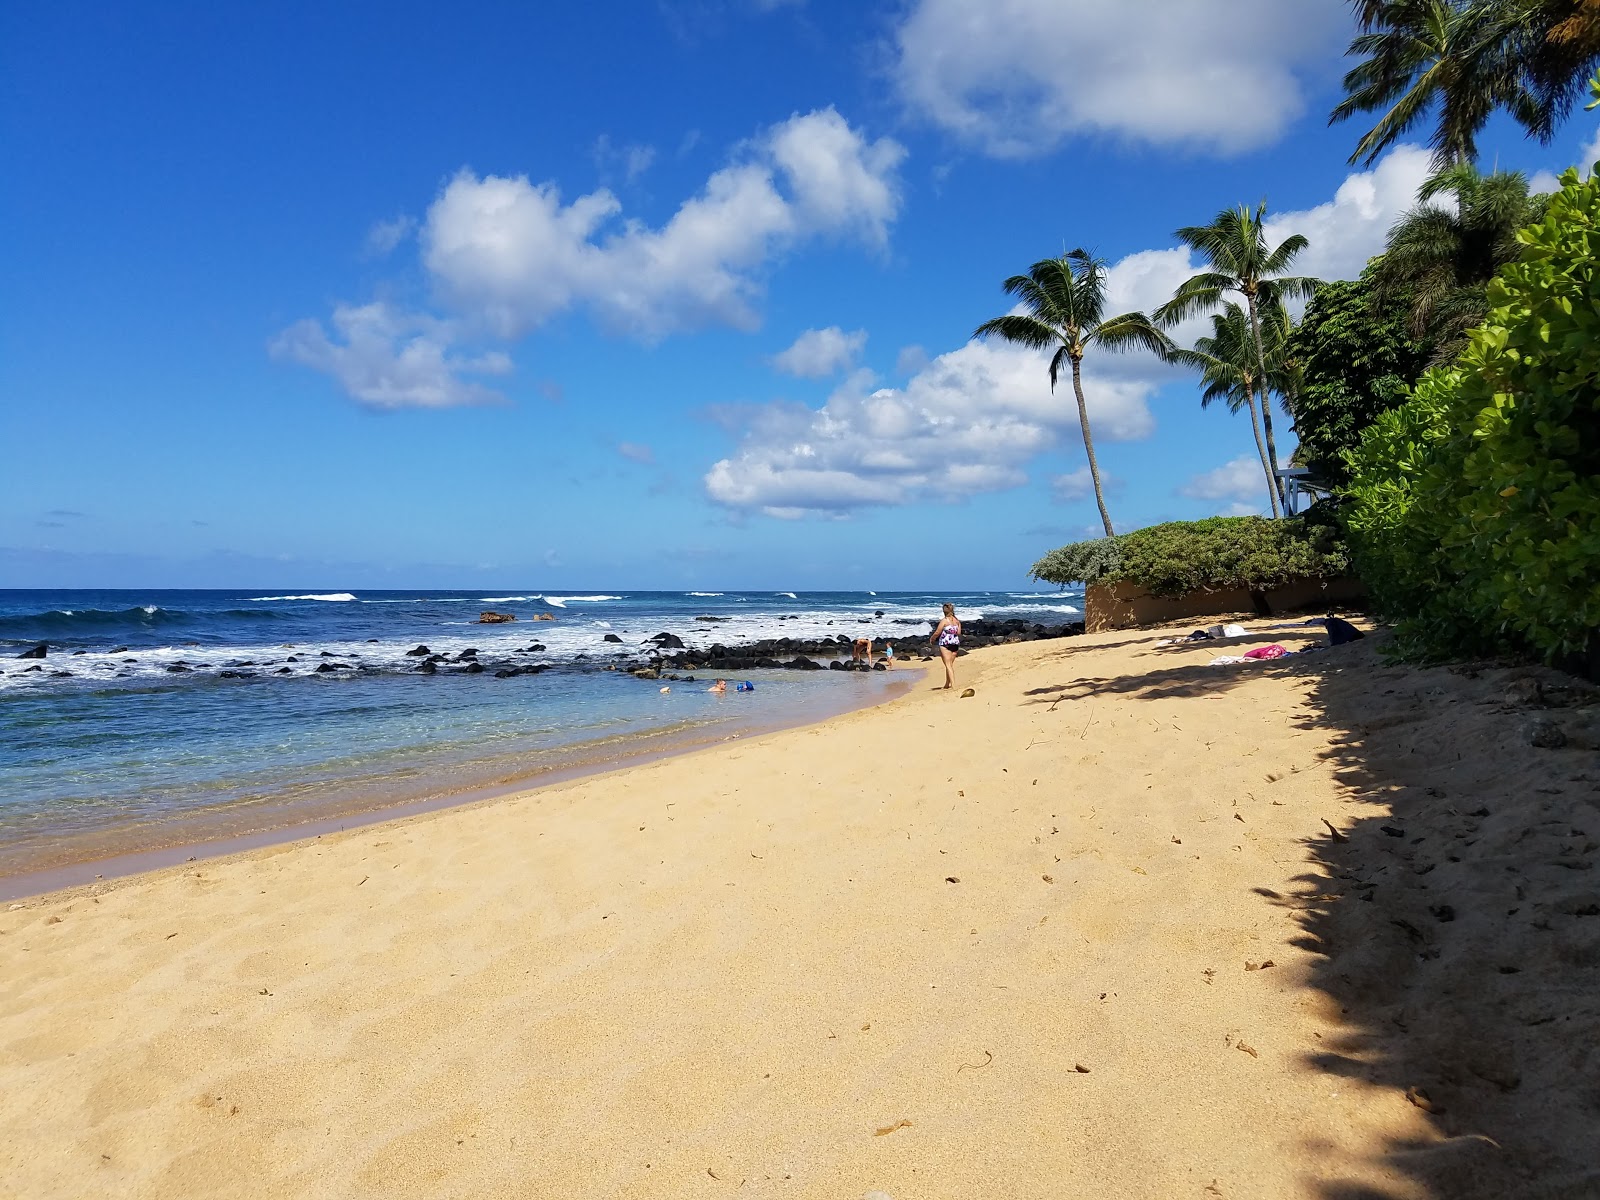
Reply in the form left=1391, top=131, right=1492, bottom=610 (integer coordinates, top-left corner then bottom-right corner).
left=1209, top=655, right=1250, bottom=665
left=1243, top=644, right=1288, bottom=660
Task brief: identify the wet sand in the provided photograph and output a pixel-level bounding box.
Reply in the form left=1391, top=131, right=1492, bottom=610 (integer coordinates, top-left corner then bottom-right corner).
left=3, top=625, right=1596, bottom=1198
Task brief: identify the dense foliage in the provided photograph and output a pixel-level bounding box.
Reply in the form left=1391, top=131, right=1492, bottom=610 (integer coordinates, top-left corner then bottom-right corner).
left=1336, top=0, right=1600, bottom=166
left=1286, top=272, right=1433, bottom=484
left=1371, top=162, right=1551, bottom=358
left=1031, top=513, right=1350, bottom=597
left=1344, top=163, right=1600, bottom=665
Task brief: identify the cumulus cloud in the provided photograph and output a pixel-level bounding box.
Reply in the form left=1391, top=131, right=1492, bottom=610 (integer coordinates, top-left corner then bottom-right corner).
left=281, top=108, right=905, bottom=406
left=704, top=338, right=1158, bottom=517
left=422, top=107, right=904, bottom=342
left=1179, top=455, right=1271, bottom=514
left=771, top=326, right=866, bottom=377
left=893, top=0, right=1346, bottom=158
left=1264, top=145, right=1435, bottom=282
left=270, top=302, right=511, bottom=410
left=896, top=344, right=929, bottom=375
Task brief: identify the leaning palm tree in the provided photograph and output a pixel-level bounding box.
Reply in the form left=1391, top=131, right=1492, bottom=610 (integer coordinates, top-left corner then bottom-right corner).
left=1371, top=160, right=1549, bottom=358
left=1168, top=304, right=1284, bottom=517
left=1332, top=0, right=1540, bottom=166
left=1155, top=205, right=1319, bottom=512
left=974, top=250, right=1172, bottom=536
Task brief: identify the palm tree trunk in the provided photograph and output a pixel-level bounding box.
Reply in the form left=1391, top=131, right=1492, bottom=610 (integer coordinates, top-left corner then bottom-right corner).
left=1244, top=296, right=1289, bottom=513
left=1069, top=355, right=1115, bottom=537
left=1245, top=391, right=1281, bottom=517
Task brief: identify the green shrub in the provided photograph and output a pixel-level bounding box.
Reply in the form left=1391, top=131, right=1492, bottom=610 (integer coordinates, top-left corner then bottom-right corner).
left=1343, top=165, right=1600, bottom=665
left=1284, top=270, right=1432, bottom=486
left=1031, top=512, right=1349, bottom=596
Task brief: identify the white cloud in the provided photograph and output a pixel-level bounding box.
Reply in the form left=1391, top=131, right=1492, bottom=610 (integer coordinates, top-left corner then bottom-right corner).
left=704, top=338, right=1157, bottom=516
left=365, top=215, right=416, bottom=257
left=422, top=107, right=904, bottom=342
left=1264, top=145, right=1434, bottom=282
left=893, top=0, right=1346, bottom=158
left=1178, top=455, right=1271, bottom=514
left=618, top=441, right=655, bottom=464
left=283, top=109, right=905, bottom=405
left=895, top=344, right=929, bottom=375
left=269, top=303, right=510, bottom=410
left=771, top=326, right=867, bottom=377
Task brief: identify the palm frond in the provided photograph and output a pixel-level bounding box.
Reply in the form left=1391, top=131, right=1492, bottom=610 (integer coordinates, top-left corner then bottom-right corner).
left=972, top=314, right=1059, bottom=351
left=1088, top=311, right=1174, bottom=358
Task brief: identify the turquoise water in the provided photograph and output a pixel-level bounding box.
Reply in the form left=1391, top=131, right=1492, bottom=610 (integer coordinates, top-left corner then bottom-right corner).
left=0, top=588, right=1082, bottom=867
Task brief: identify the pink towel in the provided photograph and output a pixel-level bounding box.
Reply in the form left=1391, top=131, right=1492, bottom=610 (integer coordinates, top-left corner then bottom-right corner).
left=1243, top=644, right=1288, bottom=660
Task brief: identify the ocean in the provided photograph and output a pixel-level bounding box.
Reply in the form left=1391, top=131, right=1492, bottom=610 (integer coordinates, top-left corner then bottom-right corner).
left=0, top=587, right=1082, bottom=881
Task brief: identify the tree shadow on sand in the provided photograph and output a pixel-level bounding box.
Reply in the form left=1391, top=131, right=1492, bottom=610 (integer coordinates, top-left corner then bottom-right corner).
left=1275, top=641, right=1599, bottom=1198
left=1022, top=633, right=1600, bottom=1197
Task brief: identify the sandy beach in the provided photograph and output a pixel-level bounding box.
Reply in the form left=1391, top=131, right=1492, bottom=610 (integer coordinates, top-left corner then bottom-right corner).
left=4, top=625, right=1597, bottom=1199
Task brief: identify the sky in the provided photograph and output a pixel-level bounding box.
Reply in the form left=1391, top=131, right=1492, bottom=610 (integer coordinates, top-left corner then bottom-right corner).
left=4, top=0, right=1598, bottom=591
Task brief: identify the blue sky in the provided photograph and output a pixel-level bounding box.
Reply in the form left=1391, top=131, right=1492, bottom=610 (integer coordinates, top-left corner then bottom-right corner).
left=4, top=0, right=1596, bottom=590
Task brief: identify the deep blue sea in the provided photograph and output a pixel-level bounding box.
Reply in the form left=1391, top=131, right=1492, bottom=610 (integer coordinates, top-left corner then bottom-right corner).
left=0, top=587, right=1082, bottom=873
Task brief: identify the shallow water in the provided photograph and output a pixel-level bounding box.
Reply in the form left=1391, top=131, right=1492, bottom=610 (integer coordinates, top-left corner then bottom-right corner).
left=0, top=588, right=1082, bottom=869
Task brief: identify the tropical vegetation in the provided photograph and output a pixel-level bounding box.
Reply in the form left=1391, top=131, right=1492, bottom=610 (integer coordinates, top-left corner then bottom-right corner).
left=1370, top=161, right=1550, bottom=357
left=1031, top=513, right=1350, bottom=598
left=1010, top=13, right=1600, bottom=672
left=1343, top=161, right=1600, bottom=668
left=973, top=250, right=1172, bottom=536
left=1335, top=0, right=1600, bottom=166
left=1167, top=305, right=1291, bottom=515
left=1283, top=269, right=1433, bottom=485
left=1154, top=204, right=1319, bottom=512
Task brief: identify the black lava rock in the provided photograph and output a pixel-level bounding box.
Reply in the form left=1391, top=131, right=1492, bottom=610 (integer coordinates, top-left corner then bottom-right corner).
left=18, top=644, right=46, bottom=659
left=405, top=645, right=431, bottom=656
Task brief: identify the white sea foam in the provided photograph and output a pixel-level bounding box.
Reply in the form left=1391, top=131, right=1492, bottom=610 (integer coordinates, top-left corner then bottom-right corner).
left=248, top=593, right=357, bottom=602
left=974, top=603, right=1081, bottom=617
left=479, top=596, right=538, bottom=603
left=543, top=595, right=620, bottom=608
left=687, top=592, right=723, bottom=597
left=777, top=592, right=798, bottom=599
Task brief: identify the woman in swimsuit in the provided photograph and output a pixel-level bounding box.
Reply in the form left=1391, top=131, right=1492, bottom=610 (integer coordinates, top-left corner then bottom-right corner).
left=930, top=603, right=961, bottom=690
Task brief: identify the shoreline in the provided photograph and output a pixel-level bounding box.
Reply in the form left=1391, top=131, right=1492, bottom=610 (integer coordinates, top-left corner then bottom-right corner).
left=6, top=625, right=1593, bottom=1197
left=0, top=667, right=919, bottom=902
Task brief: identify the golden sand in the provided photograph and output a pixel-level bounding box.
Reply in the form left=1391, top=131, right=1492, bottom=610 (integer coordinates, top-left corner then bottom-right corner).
left=3, top=625, right=1596, bottom=1198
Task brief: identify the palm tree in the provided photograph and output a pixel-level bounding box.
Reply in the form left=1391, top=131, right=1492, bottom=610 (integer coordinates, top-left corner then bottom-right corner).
left=1154, top=205, right=1319, bottom=512
left=1335, top=0, right=1600, bottom=165
left=1370, top=160, right=1549, bottom=357
left=1169, top=305, right=1286, bottom=517
left=974, top=250, right=1172, bottom=536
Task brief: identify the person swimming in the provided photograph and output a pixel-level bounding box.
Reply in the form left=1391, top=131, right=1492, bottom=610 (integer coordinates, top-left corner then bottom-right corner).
left=708, top=679, right=727, bottom=695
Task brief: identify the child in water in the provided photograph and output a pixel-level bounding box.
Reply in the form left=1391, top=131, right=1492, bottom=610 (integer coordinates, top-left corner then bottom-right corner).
left=708, top=679, right=727, bottom=695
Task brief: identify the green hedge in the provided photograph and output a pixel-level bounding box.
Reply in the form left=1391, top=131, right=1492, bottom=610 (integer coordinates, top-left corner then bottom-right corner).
left=1343, top=164, right=1600, bottom=665
left=1031, top=512, right=1350, bottom=597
